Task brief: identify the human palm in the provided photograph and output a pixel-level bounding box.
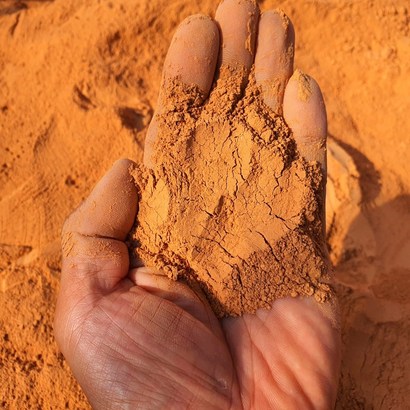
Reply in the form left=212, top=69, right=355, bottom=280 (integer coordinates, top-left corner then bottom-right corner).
left=55, top=1, right=340, bottom=409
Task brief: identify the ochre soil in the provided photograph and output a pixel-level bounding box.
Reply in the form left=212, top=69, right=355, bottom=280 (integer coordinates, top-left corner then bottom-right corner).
left=0, top=0, right=409, bottom=408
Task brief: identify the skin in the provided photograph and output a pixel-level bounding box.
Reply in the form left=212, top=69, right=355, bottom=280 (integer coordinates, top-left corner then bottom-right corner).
left=54, top=1, right=341, bottom=409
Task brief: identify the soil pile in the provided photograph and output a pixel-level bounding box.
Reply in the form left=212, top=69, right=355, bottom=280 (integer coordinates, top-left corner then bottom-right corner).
left=130, top=67, right=331, bottom=317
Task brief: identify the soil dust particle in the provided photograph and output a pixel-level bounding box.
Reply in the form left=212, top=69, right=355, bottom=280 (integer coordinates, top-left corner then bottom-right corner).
left=245, top=12, right=256, bottom=56
left=294, top=68, right=313, bottom=102
left=129, top=65, right=333, bottom=317
left=273, top=8, right=290, bottom=31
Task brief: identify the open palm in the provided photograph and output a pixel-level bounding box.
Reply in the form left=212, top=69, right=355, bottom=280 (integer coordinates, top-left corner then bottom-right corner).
left=55, top=1, right=340, bottom=409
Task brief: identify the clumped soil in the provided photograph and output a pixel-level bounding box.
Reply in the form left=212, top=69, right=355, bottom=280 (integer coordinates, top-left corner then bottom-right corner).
left=129, top=67, right=331, bottom=317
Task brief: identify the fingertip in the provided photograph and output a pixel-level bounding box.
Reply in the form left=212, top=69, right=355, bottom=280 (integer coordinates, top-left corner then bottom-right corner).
left=256, top=8, right=295, bottom=73
left=215, top=0, right=259, bottom=70
left=64, top=158, right=139, bottom=241
left=283, top=69, right=327, bottom=169
left=259, top=9, right=295, bottom=56
left=261, top=9, right=295, bottom=36
left=163, top=14, right=220, bottom=95
left=112, top=157, right=137, bottom=170
left=110, top=158, right=138, bottom=189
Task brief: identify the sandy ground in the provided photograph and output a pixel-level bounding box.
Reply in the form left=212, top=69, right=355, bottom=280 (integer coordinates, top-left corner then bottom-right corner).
left=0, top=0, right=409, bottom=408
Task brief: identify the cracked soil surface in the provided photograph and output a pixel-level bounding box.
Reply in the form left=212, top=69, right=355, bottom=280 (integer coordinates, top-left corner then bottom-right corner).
left=130, top=67, right=332, bottom=317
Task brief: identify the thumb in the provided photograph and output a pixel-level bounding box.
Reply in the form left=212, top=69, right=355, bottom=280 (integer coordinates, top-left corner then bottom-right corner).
left=54, top=158, right=139, bottom=360
left=60, top=158, right=138, bottom=297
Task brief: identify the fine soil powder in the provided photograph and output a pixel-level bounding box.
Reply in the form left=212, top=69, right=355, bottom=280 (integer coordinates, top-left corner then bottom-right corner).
left=129, top=66, right=332, bottom=317
left=2, top=0, right=409, bottom=407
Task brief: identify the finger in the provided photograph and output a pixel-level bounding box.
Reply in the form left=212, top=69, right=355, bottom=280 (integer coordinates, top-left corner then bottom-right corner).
left=283, top=69, right=327, bottom=174
left=144, top=15, right=219, bottom=168
left=161, top=15, right=220, bottom=97
left=283, top=70, right=327, bottom=233
left=129, top=268, right=225, bottom=339
left=255, top=10, right=295, bottom=115
left=61, top=159, right=138, bottom=292
left=215, top=0, right=259, bottom=72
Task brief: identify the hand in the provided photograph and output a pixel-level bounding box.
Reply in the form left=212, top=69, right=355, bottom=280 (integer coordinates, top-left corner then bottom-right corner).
left=54, top=1, right=340, bottom=409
